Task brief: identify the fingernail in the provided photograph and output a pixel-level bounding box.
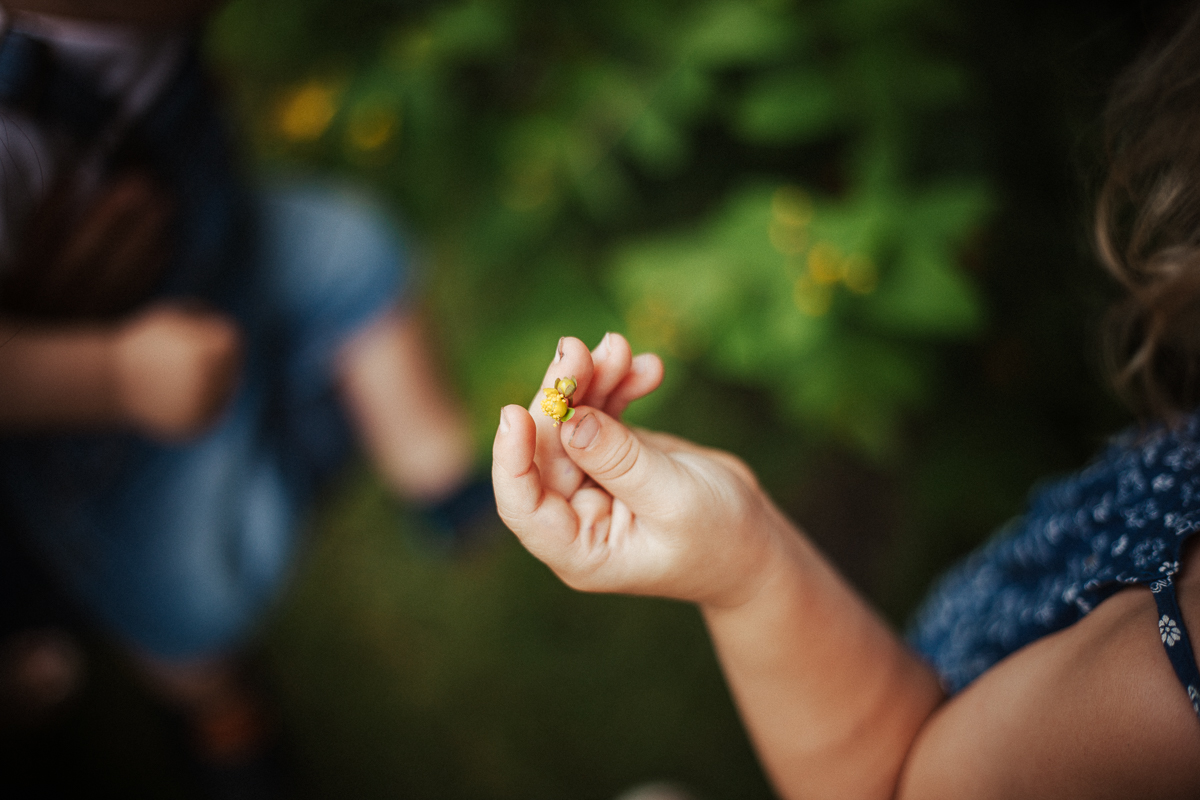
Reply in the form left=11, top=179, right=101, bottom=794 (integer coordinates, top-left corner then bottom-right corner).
left=554, top=337, right=565, bottom=363
left=568, top=413, right=598, bottom=449
left=498, top=406, right=511, bottom=434
left=594, top=332, right=611, bottom=362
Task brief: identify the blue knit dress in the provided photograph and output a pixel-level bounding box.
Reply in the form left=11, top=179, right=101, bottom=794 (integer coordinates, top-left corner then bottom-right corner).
left=910, top=415, right=1200, bottom=719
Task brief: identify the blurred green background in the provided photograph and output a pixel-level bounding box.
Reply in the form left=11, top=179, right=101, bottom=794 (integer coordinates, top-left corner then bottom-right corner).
left=4, top=0, right=1170, bottom=797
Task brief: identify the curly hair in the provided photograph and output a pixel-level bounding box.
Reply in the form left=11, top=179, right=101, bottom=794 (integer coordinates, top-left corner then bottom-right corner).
left=1096, top=4, right=1200, bottom=420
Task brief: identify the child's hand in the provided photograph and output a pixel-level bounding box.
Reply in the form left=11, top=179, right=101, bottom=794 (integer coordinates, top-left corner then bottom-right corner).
left=113, top=303, right=243, bottom=441
left=493, top=335, right=783, bottom=608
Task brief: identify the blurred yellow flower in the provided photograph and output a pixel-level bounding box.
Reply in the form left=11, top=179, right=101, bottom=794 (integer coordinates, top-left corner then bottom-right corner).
left=807, top=241, right=843, bottom=285
left=277, top=80, right=342, bottom=142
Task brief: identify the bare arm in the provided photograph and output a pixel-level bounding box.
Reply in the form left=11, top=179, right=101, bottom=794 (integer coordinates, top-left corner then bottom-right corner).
left=336, top=307, right=474, bottom=501
left=703, top=513, right=1200, bottom=799
left=0, top=320, right=122, bottom=426
left=493, top=334, right=1200, bottom=799
left=701, top=516, right=943, bottom=800
left=0, top=304, right=242, bottom=440
left=896, top=561, right=1200, bottom=799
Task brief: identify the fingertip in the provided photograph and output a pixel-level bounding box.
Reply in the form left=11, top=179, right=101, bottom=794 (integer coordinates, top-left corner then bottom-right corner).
left=592, top=332, right=612, bottom=363
left=608, top=331, right=633, bottom=353
left=559, top=405, right=624, bottom=455
left=493, top=405, right=534, bottom=469
left=499, top=407, right=532, bottom=438
left=631, top=352, right=665, bottom=387
left=592, top=331, right=631, bottom=364
left=604, top=352, right=665, bottom=418
left=537, top=336, right=595, bottom=396
left=553, top=336, right=592, bottom=373
left=499, top=403, right=531, bottom=431
left=560, top=408, right=600, bottom=450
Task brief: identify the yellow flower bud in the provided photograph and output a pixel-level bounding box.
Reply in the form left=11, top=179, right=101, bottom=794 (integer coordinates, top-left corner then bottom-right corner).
left=554, top=376, right=578, bottom=399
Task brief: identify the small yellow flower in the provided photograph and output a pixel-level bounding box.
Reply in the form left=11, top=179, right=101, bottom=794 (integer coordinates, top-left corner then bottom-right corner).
left=541, top=377, right=577, bottom=426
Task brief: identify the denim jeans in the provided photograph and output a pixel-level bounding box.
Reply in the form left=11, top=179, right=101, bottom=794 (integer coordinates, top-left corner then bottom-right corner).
left=0, top=180, right=406, bottom=659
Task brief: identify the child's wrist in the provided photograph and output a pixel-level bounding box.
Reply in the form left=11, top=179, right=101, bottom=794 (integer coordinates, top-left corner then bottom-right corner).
left=701, top=492, right=803, bottom=613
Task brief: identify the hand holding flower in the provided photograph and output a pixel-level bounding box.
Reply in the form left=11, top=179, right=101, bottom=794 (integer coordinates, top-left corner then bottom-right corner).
left=494, top=333, right=785, bottom=607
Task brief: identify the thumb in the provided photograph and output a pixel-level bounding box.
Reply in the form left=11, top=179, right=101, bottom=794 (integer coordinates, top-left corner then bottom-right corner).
left=558, top=407, right=682, bottom=516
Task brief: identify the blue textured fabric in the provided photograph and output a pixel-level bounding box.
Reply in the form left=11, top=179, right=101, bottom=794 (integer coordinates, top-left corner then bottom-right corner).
left=909, top=414, right=1200, bottom=719
left=0, top=32, right=407, bottom=659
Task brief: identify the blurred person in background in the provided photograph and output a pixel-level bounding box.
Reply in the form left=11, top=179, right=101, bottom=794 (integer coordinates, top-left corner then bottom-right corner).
left=0, top=0, right=489, bottom=793
left=492, top=6, right=1200, bottom=799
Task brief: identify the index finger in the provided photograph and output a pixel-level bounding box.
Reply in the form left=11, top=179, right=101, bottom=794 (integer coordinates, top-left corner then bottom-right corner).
left=529, top=336, right=596, bottom=497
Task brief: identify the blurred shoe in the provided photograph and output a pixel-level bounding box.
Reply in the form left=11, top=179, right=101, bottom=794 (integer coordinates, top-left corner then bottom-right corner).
left=412, top=474, right=500, bottom=553
left=168, top=676, right=300, bottom=800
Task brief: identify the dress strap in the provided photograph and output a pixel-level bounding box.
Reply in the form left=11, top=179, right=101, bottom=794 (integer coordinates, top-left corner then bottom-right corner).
left=1149, top=575, right=1200, bottom=721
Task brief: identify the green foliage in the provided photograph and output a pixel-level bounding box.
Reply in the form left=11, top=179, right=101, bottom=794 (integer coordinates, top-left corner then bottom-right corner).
left=209, top=0, right=991, bottom=458
left=192, top=2, right=1138, bottom=796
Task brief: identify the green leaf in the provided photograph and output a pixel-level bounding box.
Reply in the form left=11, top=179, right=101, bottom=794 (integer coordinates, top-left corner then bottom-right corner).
left=428, top=1, right=511, bottom=58
left=676, top=0, right=800, bottom=67
left=735, top=69, right=841, bottom=143
left=866, top=240, right=984, bottom=336
left=902, top=180, right=992, bottom=237
left=625, top=110, right=689, bottom=175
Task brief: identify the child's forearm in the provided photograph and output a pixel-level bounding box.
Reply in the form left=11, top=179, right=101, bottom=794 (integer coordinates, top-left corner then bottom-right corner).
left=700, top=503, right=944, bottom=800
left=0, top=320, right=123, bottom=429
left=494, top=333, right=944, bottom=797
left=336, top=307, right=475, bottom=501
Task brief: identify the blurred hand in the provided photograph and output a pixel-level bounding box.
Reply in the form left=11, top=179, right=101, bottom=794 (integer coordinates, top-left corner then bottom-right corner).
left=492, top=334, right=782, bottom=609
left=112, top=304, right=243, bottom=441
